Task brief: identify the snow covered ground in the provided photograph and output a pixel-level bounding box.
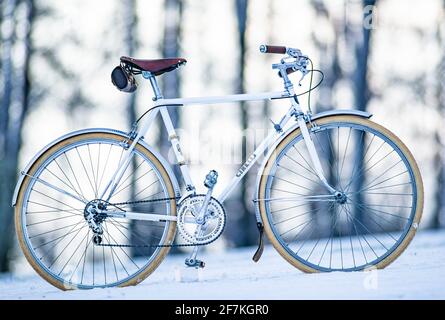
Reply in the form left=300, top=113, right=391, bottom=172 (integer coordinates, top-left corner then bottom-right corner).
left=1, top=229, right=444, bottom=300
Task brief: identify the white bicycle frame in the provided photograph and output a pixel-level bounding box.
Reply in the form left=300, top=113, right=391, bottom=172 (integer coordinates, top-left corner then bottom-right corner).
left=100, top=69, right=337, bottom=222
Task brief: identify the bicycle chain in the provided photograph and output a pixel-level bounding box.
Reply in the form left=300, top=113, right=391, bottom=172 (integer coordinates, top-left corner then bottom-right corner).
left=96, top=196, right=219, bottom=249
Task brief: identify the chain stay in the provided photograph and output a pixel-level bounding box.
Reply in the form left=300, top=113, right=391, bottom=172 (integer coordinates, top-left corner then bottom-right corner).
left=97, top=196, right=218, bottom=249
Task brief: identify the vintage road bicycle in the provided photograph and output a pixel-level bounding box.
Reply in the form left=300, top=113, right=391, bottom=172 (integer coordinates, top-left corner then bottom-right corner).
left=13, top=45, right=423, bottom=290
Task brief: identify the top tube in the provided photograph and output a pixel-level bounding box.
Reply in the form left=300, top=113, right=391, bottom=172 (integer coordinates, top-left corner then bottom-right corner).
left=152, top=91, right=291, bottom=107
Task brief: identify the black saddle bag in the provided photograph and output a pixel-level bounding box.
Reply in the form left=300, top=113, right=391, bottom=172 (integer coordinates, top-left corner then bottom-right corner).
left=111, top=64, right=137, bottom=93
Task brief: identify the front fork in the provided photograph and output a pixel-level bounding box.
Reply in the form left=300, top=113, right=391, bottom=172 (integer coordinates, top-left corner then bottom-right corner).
left=288, top=86, right=337, bottom=194
left=296, top=115, right=337, bottom=193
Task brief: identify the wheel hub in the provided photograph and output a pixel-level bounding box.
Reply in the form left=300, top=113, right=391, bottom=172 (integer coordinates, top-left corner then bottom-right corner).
left=334, top=191, right=348, bottom=204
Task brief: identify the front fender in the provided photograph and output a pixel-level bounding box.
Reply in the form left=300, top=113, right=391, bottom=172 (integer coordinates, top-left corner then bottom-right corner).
left=12, top=128, right=180, bottom=207
left=253, top=109, right=372, bottom=224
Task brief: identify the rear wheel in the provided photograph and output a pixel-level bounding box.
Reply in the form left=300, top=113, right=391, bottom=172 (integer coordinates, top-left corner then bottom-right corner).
left=15, top=131, right=177, bottom=289
left=257, top=115, right=423, bottom=272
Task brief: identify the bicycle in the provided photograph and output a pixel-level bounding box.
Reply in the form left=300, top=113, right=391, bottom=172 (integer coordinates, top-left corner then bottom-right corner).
left=12, top=45, right=423, bottom=290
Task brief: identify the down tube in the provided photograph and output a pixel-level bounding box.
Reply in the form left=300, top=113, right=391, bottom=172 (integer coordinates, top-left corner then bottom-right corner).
left=217, top=128, right=284, bottom=203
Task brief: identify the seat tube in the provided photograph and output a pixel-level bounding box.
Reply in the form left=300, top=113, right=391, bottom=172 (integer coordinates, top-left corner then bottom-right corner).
left=159, top=107, right=196, bottom=192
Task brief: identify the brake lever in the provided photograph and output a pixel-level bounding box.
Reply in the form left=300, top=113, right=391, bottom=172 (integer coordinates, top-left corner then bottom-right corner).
left=297, top=56, right=309, bottom=86
left=297, top=68, right=309, bottom=86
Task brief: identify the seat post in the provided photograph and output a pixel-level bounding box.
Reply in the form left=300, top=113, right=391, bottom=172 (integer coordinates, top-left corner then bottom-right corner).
left=142, top=71, right=163, bottom=101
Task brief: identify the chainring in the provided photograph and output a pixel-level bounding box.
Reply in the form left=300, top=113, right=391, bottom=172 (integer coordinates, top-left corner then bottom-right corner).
left=177, top=195, right=226, bottom=245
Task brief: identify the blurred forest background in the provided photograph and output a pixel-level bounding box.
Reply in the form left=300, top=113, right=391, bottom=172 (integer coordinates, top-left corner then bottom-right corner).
left=0, top=0, right=444, bottom=273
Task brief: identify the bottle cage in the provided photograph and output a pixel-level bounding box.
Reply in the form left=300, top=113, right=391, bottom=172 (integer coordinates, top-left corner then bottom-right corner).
left=111, top=62, right=139, bottom=93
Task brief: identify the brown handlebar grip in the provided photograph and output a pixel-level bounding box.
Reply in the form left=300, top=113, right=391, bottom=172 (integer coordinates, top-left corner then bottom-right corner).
left=259, top=45, right=287, bottom=54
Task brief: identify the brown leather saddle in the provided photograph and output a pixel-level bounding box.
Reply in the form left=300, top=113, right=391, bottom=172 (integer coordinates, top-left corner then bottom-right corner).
left=120, top=56, right=187, bottom=76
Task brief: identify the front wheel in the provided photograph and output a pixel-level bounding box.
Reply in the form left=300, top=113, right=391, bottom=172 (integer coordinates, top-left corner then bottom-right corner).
left=257, top=115, right=423, bottom=272
left=15, top=131, right=177, bottom=289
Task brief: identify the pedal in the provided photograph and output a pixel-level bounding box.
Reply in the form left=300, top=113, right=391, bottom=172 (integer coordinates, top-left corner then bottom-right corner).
left=252, top=223, right=265, bottom=262
left=204, top=170, right=218, bottom=189
left=185, top=258, right=205, bottom=269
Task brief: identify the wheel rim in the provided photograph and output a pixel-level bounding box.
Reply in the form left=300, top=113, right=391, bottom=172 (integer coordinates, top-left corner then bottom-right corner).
left=263, top=121, right=418, bottom=271
left=20, top=136, right=173, bottom=288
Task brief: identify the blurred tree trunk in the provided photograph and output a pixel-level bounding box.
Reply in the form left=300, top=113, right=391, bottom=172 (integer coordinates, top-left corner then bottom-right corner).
left=160, top=0, right=183, bottom=252
left=0, top=0, right=35, bottom=272
left=123, top=0, right=137, bottom=134
left=230, top=0, right=256, bottom=247
left=432, top=0, right=445, bottom=228
left=122, top=0, right=138, bottom=206
left=310, top=0, right=342, bottom=237
left=351, top=0, right=376, bottom=225
left=122, top=0, right=143, bottom=254
left=261, top=0, right=274, bottom=123
left=159, top=0, right=182, bottom=154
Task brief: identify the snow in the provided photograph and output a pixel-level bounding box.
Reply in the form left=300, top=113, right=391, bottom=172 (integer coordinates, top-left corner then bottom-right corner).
left=1, top=229, right=444, bottom=300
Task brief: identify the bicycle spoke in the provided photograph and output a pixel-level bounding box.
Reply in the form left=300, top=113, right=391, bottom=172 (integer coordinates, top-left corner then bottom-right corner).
left=112, top=167, right=154, bottom=198
left=75, top=147, right=96, bottom=196
left=69, top=229, right=91, bottom=283
left=132, top=179, right=160, bottom=199
left=261, top=194, right=335, bottom=203
left=48, top=222, right=86, bottom=269
left=291, top=145, right=318, bottom=178
left=45, top=166, right=88, bottom=203
left=30, top=189, right=84, bottom=214
left=272, top=175, right=313, bottom=192
left=103, top=223, right=129, bottom=278
left=274, top=205, right=325, bottom=224
left=33, top=225, right=86, bottom=250
left=102, top=224, right=140, bottom=270
left=27, top=175, right=86, bottom=204
left=62, top=152, right=87, bottom=201
left=280, top=217, right=316, bottom=238
left=355, top=159, right=402, bottom=193
left=343, top=140, right=387, bottom=191
left=26, top=213, right=81, bottom=227
left=283, top=154, right=320, bottom=181
left=349, top=204, right=368, bottom=265
left=29, top=219, right=84, bottom=240
left=97, top=144, right=113, bottom=194
left=339, top=127, right=352, bottom=187
left=353, top=203, right=401, bottom=241
left=344, top=205, right=357, bottom=269
left=58, top=228, right=90, bottom=276
left=107, top=218, right=162, bottom=256
left=313, top=129, right=335, bottom=178
left=352, top=202, right=409, bottom=220
left=114, top=159, right=145, bottom=194
left=87, top=144, right=99, bottom=198
left=80, top=230, right=92, bottom=284
left=343, top=204, right=379, bottom=259
left=358, top=170, right=409, bottom=194
left=277, top=163, right=326, bottom=188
